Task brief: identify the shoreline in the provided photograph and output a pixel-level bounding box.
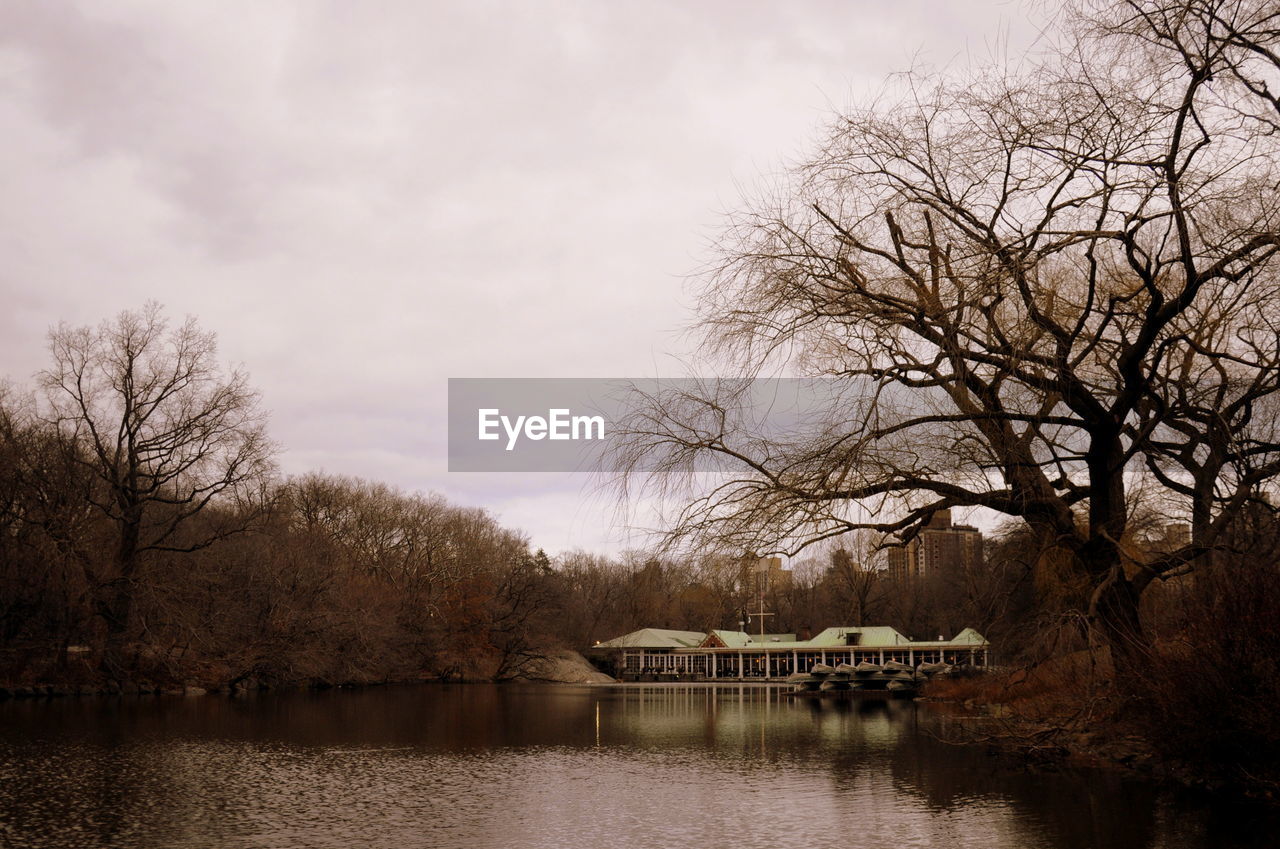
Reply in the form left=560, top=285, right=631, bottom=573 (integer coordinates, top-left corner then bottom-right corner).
left=917, top=693, right=1279, bottom=808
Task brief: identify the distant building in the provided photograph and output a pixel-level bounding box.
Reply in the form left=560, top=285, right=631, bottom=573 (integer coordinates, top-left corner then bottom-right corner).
left=738, top=555, right=792, bottom=598
left=886, top=509, right=983, bottom=582
left=1142, top=522, right=1191, bottom=554
left=587, top=625, right=989, bottom=680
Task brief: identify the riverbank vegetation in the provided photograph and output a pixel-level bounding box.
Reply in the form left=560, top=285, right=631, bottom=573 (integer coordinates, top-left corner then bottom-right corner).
left=0, top=307, right=1013, bottom=693
left=923, top=534, right=1280, bottom=799
left=0, top=305, right=567, bottom=692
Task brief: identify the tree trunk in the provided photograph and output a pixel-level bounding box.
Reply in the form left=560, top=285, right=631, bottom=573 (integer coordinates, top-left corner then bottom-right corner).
left=100, top=512, right=140, bottom=675
left=98, top=575, right=135, bottom=675
left=1089, top=565, right=1148, bottom=691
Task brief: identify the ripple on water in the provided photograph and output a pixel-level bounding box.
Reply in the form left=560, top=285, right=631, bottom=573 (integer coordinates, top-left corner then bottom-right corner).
left=0, top=686, right=1273, bottom=849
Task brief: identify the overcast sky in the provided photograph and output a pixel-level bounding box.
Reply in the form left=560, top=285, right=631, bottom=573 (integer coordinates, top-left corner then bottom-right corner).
left=0, top=1, right=1044, bottom=556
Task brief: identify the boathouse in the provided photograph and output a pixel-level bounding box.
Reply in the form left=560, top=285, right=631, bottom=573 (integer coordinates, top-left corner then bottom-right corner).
left=588, top=625, right=988, bottom=681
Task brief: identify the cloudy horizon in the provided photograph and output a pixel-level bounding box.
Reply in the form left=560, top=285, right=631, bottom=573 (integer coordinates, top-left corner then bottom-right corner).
left=1, top=1, right=1045, bottom=556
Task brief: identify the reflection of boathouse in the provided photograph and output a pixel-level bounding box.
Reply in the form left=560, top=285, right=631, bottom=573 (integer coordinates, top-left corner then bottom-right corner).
left=588, top=626, right=988, bottom=681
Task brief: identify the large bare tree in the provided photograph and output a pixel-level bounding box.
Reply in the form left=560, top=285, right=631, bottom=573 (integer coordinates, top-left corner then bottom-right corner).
left=40, top=303, right=274, bottom=669
left=612, top=0, right=1280, bottom=673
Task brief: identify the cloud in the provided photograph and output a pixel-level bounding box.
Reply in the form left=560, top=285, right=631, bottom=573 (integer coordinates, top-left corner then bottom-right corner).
left=0, top=0, right=1041, bottom=553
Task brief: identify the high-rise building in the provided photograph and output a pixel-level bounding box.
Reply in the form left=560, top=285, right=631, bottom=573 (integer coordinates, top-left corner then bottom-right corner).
left=739, top=555, right=792, bottom=598
left=886, top=510, right=983, bottom=582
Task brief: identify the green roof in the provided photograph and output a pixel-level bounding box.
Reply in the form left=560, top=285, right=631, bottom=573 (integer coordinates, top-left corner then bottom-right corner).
left=593, top=628, right=707, bottom=649
left=950, top=627, right=987, bottom=645
left=594, top=625, right=986, bottom=651
left=806, top=626, right=910, bottom=647
left=707, top=629, right=751, bottom=648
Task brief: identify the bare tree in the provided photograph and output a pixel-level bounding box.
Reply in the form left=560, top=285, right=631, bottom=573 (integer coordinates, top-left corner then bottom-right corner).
left=821, top=533, right=883, bottom=627
left=1093, top=1, right=1280, bottom=127
left=0, top=388, right=100, bottom=656
left=611, top=1, right=1280, bottom=675
left=39, top=303, right=275, bottom=670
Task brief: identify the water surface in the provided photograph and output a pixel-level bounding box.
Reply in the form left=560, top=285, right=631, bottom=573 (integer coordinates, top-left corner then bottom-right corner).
left=0, top=684, right=1272, bottom=848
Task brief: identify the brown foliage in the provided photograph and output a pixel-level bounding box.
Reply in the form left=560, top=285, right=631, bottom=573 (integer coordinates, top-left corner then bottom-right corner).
left=1137, top=509, right=1280, bottom=794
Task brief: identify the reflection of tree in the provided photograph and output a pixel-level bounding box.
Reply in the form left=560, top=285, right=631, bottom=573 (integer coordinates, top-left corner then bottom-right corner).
left=817, top=715, right=1164, bottom=849
left=0, top=688, right=1234, bottom=848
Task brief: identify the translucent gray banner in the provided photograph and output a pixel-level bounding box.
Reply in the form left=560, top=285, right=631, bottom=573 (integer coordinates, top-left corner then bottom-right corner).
left=447, top=377, right=884, bottom=472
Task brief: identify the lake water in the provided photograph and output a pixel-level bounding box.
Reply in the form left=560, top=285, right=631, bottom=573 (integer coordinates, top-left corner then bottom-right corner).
left=0, top=684, right=1274, bottom=848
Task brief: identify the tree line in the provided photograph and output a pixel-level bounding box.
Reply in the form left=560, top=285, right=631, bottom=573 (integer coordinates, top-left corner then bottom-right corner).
left=0, top=305, right=566, bottom=690
left=0, top=304, right=1027, bottom=692
left=1, top=301, right=1265, bottom=695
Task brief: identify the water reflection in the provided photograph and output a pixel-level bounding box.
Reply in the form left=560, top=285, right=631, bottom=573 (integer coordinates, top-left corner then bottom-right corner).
left=0, top=685, right=1274, bottom=849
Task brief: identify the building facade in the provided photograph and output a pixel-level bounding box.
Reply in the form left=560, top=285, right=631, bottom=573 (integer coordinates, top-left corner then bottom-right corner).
left=886, top=509, right=983, bottom=582
left=738, top=555, right=791, bottom=599
left=588, top=625, right=989, bottom=681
